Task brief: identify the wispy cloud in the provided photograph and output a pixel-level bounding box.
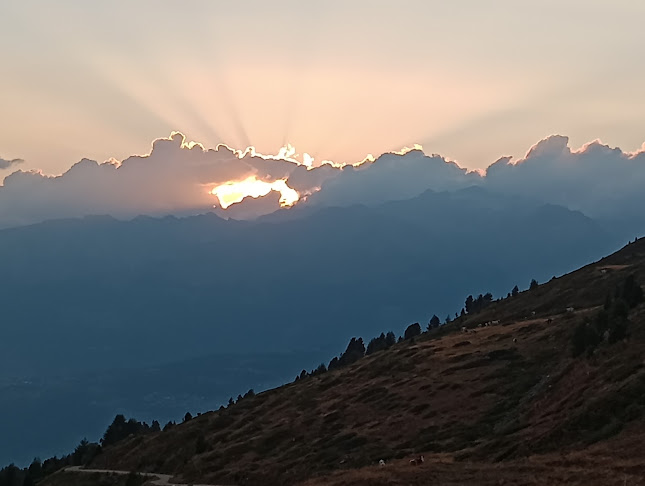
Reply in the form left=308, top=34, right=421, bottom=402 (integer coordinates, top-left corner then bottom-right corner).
left=0, top=157, right=24, bottom=170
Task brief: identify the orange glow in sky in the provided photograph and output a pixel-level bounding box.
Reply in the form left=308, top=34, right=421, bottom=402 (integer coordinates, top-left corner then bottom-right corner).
left=211, top=176, right=300, bottom=209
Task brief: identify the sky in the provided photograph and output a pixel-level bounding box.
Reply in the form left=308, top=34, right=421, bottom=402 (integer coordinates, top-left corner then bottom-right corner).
left=1, top=0, right=644, bottom=177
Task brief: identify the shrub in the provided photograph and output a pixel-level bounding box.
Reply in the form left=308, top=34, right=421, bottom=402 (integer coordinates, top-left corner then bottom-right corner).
left=195, top=434, right=208, bottom=454
left=404, top=323, right=421, bottom=340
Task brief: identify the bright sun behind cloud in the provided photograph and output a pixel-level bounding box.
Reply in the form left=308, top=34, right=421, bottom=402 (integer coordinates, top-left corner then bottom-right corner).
left=211, top=176, right=299, bottom=209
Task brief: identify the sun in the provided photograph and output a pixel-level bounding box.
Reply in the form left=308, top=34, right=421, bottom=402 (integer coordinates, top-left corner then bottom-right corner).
left=211, top=176, right=299, bottom=209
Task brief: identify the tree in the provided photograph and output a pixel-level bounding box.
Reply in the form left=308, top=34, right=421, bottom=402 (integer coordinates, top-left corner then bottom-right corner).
left=465, top=293, right=493, bottom=315
left=244, top=388, right=256, bottom=398
left=404, top=322, right=421, bottom=340
left=101, top=414, right=128, bottom=447
left=299, top=369, right=308, bottom=379
left=151, top=420, right=161, bottom=433
left=445, top=314, right=452, bottom=324
left=162, top=420, right=174, bottom=432
left=338, top=337, right=366, bottom=366
left=366, top=333, right=387, bottom=355
left=621, top=274, right=643, bottom=308
left=385, top=331, right=397, bottom=347
left=465, top=295, right=474, bottom=314
left=72, top=438, right=91, bottom=466
left=183, top=412, right=193, bottom=423
left=428, top=315, right=440, bottom=330
left=328, top=356, right=339, bottom=370
left=530, top=279, right=539, bottom=290
left=1, top=464, right=19, bottom=486
left=512, top=285, right=519, bottom=297
left=28, top=459, right=42, bottom=482
left=572, top=321, right=599, bottom=357
left=228, top=397, right=235, bottom=407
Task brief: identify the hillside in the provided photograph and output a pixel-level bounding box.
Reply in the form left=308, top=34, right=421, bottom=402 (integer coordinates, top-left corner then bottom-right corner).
left=80, top=238, right=645, bottom=485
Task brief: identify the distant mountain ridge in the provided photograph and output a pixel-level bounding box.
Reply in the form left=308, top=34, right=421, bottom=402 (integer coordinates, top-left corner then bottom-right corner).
left=0, top=187, right=622, bottom=376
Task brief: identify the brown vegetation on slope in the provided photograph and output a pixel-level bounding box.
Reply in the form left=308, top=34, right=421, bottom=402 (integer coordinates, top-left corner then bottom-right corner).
left=89, top=238, right=645, bottom=486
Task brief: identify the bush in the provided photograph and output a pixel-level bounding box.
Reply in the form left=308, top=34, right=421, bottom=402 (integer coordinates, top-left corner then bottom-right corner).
left=572, top=286, right=636, bottom=356
left=572, top=321, right=601, bottom=357
left=404, top=323, right=421, bottom=340
left=195, top=434, right=208, bottom=454
left=620, top=274, right=643, bottom=308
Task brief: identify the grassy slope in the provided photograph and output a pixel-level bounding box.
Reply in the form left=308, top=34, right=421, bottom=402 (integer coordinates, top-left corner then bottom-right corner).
left=88, top=239, right=645, bottom=486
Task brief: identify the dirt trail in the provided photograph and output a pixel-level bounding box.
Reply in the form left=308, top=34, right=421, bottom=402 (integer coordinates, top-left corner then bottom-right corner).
left=65, top=466, right=225, bottom=486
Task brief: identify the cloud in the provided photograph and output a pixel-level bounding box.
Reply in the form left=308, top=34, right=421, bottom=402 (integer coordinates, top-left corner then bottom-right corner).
left=305, top=148, right=481, bottom=208
left=484, top=135, right=645, bottom=221
left=0, top=132, right=336, bottom=227
left=0, top=157, right=24, bottom=170
left=1, top=132, right=645, bottom=229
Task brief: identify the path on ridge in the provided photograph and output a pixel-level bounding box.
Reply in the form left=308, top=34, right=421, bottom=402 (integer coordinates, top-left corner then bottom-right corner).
left=65, top=465, right=227, bottom=486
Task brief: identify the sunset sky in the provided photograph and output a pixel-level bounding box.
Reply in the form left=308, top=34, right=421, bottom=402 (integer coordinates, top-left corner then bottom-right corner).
left=1, top=0, right=644, bottom=177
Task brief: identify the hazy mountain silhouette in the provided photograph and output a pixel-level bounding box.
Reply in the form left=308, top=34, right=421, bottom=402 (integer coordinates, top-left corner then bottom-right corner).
left=0, top=186, right=626, bottom=464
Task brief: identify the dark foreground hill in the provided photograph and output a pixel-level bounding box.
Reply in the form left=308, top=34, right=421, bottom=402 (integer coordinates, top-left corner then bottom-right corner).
left=72, top=237, right=645, bottom=485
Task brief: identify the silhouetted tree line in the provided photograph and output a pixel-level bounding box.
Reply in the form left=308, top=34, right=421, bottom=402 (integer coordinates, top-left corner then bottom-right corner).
left=0, top=436, right=102, bottom=486
left=296, top=329, right=406, bottom=382
left=295, top=316, right=453, bottom=382
left=366, top=332, right=397, bottom=354
left=465, top=293, right=493, bottom=314
left=0, top=412, right=183, bottom=486
left=102, top=414, right=152, bottom=447
left=572, top=274, right=643, bottom=357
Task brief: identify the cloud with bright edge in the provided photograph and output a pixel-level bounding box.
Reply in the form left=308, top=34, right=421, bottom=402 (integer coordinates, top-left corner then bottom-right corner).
left=0, top=132, right=644, bottom=229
